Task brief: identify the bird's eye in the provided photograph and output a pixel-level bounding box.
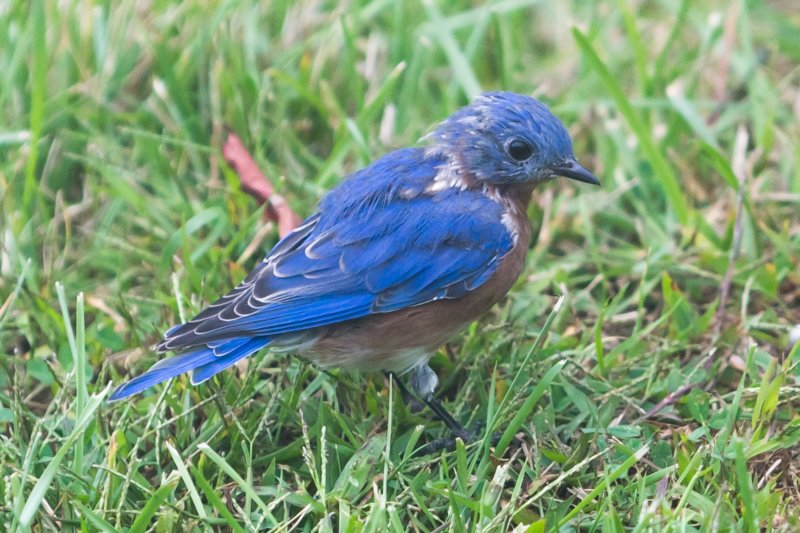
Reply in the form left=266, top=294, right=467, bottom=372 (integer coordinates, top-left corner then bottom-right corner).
left=506, top=138, right=535, bottom=162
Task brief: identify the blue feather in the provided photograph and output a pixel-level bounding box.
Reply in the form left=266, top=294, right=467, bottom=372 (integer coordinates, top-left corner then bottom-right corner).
left=109, top=348, right=217, bottom=401
left=109, top=337, right=273, bottom=401
left=211, top=336, right=251, bottom=356
left=191, top=337, right=271, bottom=384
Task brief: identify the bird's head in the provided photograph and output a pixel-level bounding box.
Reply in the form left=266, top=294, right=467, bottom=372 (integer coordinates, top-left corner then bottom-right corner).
left=429, top=91, right=599, bottom=187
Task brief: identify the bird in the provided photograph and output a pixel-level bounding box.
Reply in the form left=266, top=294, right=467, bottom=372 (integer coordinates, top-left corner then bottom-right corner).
left=109, top=91, right=599, bottom=439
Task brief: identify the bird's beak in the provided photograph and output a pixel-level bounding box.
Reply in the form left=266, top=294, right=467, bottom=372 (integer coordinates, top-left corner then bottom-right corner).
left=552, top=158, right=600, bottom=186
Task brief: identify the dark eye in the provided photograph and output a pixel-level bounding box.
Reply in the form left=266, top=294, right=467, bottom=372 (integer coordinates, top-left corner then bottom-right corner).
left=506, top=138, right=535, bottom=162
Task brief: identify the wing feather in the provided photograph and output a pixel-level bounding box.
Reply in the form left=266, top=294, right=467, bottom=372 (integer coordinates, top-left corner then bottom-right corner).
left=158, top=148, right=515, bottom=353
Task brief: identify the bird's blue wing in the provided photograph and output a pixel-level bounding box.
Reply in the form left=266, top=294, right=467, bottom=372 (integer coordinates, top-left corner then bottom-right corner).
left=158, top=148, right=516, bottom=353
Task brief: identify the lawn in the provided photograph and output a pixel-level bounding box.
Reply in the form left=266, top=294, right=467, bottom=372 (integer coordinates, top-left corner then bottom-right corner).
left=2, top=0, right=800, bottom=530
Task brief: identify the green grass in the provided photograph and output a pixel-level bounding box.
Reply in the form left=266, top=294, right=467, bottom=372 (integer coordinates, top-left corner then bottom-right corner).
left=2, top=0, right=800, bottom=530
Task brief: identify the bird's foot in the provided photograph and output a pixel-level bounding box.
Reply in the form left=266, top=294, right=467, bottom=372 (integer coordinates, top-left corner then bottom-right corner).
left=417, top=422, right=503, bottom=455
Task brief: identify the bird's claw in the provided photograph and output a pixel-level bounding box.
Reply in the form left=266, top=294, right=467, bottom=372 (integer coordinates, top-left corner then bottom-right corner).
left=416, top=422, right=503, bottom=455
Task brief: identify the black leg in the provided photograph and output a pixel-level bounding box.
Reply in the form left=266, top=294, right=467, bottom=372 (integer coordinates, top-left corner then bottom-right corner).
left=385, top=371, right=472, bottom=442
left=423, top=396, right=471, bottom=441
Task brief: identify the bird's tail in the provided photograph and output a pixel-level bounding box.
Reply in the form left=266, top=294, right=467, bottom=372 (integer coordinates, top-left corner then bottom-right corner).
left=109, top=336, right=271, bottom=401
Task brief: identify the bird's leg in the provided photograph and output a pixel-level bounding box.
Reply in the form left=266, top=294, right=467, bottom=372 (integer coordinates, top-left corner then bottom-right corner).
left=406, top=364, right=472, bottom=441
left=421, top=396, right=471, bottom=441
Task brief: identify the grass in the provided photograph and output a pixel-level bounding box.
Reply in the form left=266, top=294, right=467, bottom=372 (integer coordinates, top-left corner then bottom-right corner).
left=2, top=0, right=800, bottom=530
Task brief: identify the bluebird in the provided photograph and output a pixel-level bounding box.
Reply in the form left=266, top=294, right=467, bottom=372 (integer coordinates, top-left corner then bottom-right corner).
left=110, top=92, right=598, bottom=439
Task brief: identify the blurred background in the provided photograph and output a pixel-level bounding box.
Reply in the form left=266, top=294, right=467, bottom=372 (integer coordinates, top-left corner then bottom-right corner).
left=1, top=0, right=799, bottom=530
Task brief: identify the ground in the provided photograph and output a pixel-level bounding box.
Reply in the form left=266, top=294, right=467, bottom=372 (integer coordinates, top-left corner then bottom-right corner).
left=2, top=0, right=800, bottom=530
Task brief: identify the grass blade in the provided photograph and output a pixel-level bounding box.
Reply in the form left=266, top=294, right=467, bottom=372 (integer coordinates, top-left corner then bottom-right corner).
left=191, top=465, right=247, bottom=533
left=495, top=359, right=566, bottom=455
left=56, top=284, right=88, bottom=473
left=572, top=28, right=689, bottom=224
left=72, top=501, right=117, bottom=533
left=421, top=0, right=482, bottom=98
left=128, top=473, right=180, bottom=533
left=165, top=441, right=208, bottom=523
left=734, top=440, right=758, bottom=532
left=198, top=443, right=277, bottom=527
left=556, top=445, right=649, bottom=529
left=22, top=0, right=46, bottom=222
left=19, top=385, right=111, bottom=527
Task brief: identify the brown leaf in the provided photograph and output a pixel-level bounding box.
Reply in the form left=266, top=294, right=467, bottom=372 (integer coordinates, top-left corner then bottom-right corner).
left=222, top=132, right=302, bottom=237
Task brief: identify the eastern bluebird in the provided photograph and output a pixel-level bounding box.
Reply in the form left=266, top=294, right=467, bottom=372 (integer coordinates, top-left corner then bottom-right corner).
left=110, top=92, right=598, bottom=438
